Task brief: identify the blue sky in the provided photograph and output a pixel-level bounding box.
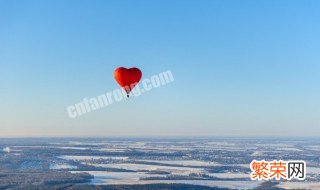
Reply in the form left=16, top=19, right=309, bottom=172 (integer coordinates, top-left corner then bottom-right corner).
left=1, top=0, right=320, bottom=137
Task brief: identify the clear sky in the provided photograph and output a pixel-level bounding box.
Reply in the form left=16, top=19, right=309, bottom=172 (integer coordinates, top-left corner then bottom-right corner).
left=1, top=0, right=320, bottom=137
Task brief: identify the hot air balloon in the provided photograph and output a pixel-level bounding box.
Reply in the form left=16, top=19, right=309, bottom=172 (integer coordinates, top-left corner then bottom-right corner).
left=114, top=67, right=142, bottom=97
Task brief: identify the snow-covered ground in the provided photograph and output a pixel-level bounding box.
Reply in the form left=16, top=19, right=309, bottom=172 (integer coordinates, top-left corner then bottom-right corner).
left=71, top=171, right=261, bottom=189
left=88, top=163, right=204, bottom=175
left=50, top=163, right=77, bottom=169
left=58, top=155, right=129, bottom=161
left=208, top=172, right=249, bottom=179
left=277, top=182, right=320, bottom=190
left=138, top=160, right=221, bottom=167
left=57, top=146, right=89, bottom=150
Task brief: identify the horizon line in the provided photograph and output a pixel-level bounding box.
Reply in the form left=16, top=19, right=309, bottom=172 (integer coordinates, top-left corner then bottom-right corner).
left=0, top=135, right=319, bottom=139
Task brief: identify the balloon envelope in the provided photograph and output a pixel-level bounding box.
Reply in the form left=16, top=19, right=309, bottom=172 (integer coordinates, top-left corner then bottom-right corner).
left=114, top=67, right=142, bottom=96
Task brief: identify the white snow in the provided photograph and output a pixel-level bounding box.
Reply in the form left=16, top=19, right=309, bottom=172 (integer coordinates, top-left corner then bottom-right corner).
left=58, top=155, right=129, bottom=161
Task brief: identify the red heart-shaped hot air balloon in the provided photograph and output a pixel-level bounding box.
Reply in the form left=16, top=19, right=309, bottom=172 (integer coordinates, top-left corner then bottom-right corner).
left=114, top=67, right=142, bottom=97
